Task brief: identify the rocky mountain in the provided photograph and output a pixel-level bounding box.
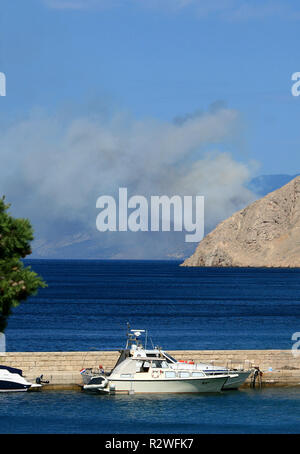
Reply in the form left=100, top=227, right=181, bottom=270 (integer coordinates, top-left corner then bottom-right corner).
left=181, top=175, right=300, bottom=267
left=29, top=173, right=299, bottom=260
left=247, top=173, right=299, bottom=197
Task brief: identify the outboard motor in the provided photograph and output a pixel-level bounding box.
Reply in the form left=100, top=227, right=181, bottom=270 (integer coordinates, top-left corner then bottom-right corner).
left=251, top=367, right=263, bottom=389
left=36, top=374, right=50, bottom=385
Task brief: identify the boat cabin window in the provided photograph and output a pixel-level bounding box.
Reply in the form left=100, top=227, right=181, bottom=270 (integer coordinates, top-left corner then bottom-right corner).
left=192, top=372, right=204, bottom=377
left=142, top=361, right=150, bottom=372
left=136, top=361, right=151, bottom=373
left=150, top=360, right=163, bottom=368
left=135, top=360, right=143, bottom=372
left=165, top=371, right=176, bottom=378
left=179, top=372, right=190, bottom=378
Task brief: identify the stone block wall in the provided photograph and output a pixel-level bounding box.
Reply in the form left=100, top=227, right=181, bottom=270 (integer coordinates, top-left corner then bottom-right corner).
left=0, top=350, right=299, bottom=388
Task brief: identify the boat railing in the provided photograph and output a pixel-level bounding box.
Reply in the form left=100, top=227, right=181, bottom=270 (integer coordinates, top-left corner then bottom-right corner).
left=204, top=359, right=253, bottom=371
left=226, top=359, right=253, bottom=371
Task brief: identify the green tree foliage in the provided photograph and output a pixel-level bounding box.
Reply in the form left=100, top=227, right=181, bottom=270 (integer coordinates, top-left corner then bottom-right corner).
left=0, top=197, right=46, bottom=332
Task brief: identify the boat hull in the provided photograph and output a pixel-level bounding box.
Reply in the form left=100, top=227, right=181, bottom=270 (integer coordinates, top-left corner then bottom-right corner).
left=0, top=380, right=30, bottom=392
left=222, top=371, right=252, bottom=390
left=108, top=376, right=228, bottom=393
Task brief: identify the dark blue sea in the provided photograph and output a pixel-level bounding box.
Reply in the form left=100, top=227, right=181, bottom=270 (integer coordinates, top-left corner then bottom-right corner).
left=6, top=260, right=300, bottom=351
left=2, top=259, right=300, bottom=434
left=1, top=388, right=300, bottom=434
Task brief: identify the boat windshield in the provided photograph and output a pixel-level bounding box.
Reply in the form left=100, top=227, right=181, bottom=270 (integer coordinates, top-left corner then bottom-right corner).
left=163, top=353, right=177, bottom=364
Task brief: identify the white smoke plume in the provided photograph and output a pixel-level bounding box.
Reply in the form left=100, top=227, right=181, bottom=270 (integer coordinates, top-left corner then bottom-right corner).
left=0, top=105, right=256, bottom=258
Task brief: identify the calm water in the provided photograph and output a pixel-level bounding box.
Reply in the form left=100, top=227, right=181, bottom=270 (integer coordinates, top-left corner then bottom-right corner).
left=5, top=260, right=300, bottom=351
left=0, top=388, right=300, bottom=434
left=3, top=260, right=300, bottom=434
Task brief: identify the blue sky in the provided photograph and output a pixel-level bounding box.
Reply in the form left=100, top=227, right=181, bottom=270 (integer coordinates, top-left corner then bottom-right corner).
left=0, top=0, right=300, bottom=258
left=0, top=0, right=299, bottom=173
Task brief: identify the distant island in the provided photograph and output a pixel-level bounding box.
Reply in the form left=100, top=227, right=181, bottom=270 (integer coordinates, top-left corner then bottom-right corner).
left=181, top=175, right=300, bottom=267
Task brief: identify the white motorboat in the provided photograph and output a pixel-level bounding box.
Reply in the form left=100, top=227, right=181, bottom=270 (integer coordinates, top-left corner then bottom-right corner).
left=0, top=365, right=42, bottom=392
left=81, top=328, right=239, bottom=394
left=122, top=327, right=252, bottom=390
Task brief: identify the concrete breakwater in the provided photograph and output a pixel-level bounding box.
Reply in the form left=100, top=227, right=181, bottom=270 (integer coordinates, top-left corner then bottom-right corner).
left=0, top=350, right=299, bottom=389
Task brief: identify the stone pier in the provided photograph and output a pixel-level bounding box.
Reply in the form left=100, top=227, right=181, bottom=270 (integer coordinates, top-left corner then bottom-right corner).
left=0, top=350, right=299, bottom=390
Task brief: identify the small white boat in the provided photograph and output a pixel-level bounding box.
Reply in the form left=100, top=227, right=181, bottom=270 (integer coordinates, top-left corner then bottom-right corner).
left=81, top=328, right=239, bottom=394
left=0, top=366, right=42, bottom=392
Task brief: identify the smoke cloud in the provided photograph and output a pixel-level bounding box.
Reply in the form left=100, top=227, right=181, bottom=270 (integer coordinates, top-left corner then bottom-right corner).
left=0, top=105, right=256, bottom=258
